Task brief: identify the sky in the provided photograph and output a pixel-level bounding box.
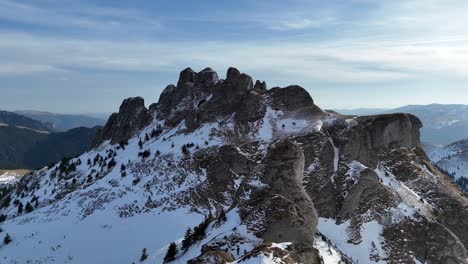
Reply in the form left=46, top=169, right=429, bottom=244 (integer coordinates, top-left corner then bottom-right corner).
left=1, top=0, right=468, bottom=114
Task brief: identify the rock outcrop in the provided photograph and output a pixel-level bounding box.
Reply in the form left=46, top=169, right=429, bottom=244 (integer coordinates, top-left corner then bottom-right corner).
left=3, top=67, right=468, bottom=264
left=261, top=140, right=320, bottom=263
left=92, top=97, right=150, bottom=146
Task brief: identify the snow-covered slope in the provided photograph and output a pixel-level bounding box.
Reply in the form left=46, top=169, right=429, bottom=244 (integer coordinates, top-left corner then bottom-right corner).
left=0, top=68, right=467, bottom=264
left=423, top=140, right=468, bottom=191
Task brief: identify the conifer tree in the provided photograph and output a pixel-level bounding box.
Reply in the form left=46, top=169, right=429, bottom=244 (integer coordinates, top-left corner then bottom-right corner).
left=25, top=202, right=33, bottom=213
left=4, top=233, right=11, bottom=244
left=181, top=227, right=193, bottom=251
left=140, top=248, right=148, bottom=262
left=164, top=242, right=178, bottom=263
left=17, top=202, right=23, bottom=214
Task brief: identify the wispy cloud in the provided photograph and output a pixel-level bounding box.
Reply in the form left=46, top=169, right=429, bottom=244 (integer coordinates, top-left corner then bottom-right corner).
left=0, top=0, right=162, bottom=34
left=2, top=31, right=468, bottom=84
left=269, top=17, right=335, bottom=31
left=1, top=0, right=468, bottom=84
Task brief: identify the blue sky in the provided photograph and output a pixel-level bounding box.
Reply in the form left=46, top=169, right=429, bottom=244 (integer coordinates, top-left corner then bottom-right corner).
left=1, top=0, right=468, bottom=113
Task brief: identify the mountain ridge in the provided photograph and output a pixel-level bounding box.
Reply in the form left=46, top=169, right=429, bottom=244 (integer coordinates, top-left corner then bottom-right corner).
left=0, top=67, right=466, bottom=264
left=335, top=104, right=468, bottom=144
left=15, top=110, right=106, bottom=132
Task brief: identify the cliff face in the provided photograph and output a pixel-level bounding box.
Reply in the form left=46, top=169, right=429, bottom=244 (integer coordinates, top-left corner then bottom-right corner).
left=92, top=97, right=150, bottom=146
left=0, top=67, right=467, bottom=264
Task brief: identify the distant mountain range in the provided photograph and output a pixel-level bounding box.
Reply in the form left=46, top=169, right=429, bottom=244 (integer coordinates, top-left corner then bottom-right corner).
left=0, top=110, right=53, bottom=132
left=0, top=125, right=101, bottom=169
left=0, top=110, right=105, bottom=169
left=15, top=110, right=106, bottom=132
left=335, top=104, right=468, bottom=144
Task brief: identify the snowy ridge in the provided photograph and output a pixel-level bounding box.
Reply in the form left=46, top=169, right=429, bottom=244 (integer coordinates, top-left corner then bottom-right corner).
left=0, top=96, right=333, bottom=263
left=423, top=140, right=468, bottom=191
left=1, top=68, right=467, bottom=263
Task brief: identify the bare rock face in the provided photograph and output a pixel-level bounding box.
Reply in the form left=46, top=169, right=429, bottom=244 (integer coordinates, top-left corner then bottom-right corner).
left=93, top=97, right=150, bottom=146
left=261, top=140, right=319, bottom=263
left=333, top=113, right=423, bottom=168
left=338, top=169, right=395, bottom=221
left=267, top=86, right=314, bottom=112
left=254, top=80, right=267, bottom=91
left=147, top=67, right=324, bottom=134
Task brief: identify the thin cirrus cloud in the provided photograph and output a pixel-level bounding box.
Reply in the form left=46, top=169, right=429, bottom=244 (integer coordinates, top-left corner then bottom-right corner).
left=1, top=31, right=467, bottom=83
left=0, top=0, right=161, bottom=33
left=1, top=0, right=468, bottom=111
left=269, top=18, right=335, bottom=31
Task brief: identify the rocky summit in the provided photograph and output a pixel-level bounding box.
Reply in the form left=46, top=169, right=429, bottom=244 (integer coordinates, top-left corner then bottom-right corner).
left=0, top=68, right=467, bottom=264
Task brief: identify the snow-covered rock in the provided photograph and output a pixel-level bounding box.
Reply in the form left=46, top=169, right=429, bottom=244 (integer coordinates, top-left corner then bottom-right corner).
left=0, top=68, right=467, bottom=264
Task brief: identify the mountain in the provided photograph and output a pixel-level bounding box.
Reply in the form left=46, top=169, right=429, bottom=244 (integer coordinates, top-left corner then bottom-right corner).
left=336, top=104, right=468, bottom=144
left=383, top=104, right=468, bottom=144
left=0, top=110, right=53, bottom=132
left=0, top=67, right=467, bottom=263
left=423, top=140, right=468, bottom=192
left=0, top=125, right=101, bottom=169
left=331, top=108, right=389, bottom=116
left=0, top=170, right=27, bottom=188
left=15, top=110, right=107, bottom=131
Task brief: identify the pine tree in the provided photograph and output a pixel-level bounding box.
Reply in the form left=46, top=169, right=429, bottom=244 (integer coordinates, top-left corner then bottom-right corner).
left=164, top=242, right=178, bottom=263
left=218, top=208, right=227, bottom=223
left=2, top=195, right=11, bottom=207
left=138, top=139, right=143, bottom=149
left=0, top=214, right=6, bottom=223
left=108, top=158, right=116, bottom=169
left=17, top=202, right=23, bottom=214
left=181, top=227, right=193, bottom=251
left=4, top=233, right=11, bottom=244
left=25, top=202, right=33, bottom=213
left=140, top=248, right=148, bottom=262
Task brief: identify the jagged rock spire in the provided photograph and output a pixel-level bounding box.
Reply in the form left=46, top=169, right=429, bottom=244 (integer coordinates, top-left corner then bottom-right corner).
left=261, top=140, right=320, bottom=263
left=92, top=96, right=150, bottom=146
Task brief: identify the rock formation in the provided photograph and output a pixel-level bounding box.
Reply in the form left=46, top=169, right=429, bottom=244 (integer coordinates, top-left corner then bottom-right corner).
left=1, top=67, right=467, bottom=264
left=261, top=140, right=320, bottom=263
left=92, top=96, right=150, bottom=146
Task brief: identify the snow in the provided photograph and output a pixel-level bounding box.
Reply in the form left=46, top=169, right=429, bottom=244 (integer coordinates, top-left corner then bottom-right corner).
left=329, top=138, right=340, bottom=183
left=270, top=242, right=292, bottom=250
left=423, top=141, right=468, bottom=185
left=318, top=218, right=387, bottom=264
left=257, top=107, right=326, bottom=142
left=375, top=164, right=434, bottom=220
left=314, top=236, right=344, bottom=264
left=0, top=172, right=19, bottom=186
left=1, top=205, right=202, bottom=264
left=0, top=116, right=231, bottom=263
left=229, top=242, right=292, bottom=264
left=171, top=209, right=261, bottom=263
left=230, top=253, right=285, bottom=264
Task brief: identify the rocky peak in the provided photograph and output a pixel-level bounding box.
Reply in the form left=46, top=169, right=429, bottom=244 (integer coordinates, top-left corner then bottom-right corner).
left=149, top=67, right=323, bottom=132
left=177, top=67, right=196, bottom=87
left=226, top=67, right=241, bottom=80
left=254, top=80, right=267, bottom=91
left=92, top=96, right=150, bottom=146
